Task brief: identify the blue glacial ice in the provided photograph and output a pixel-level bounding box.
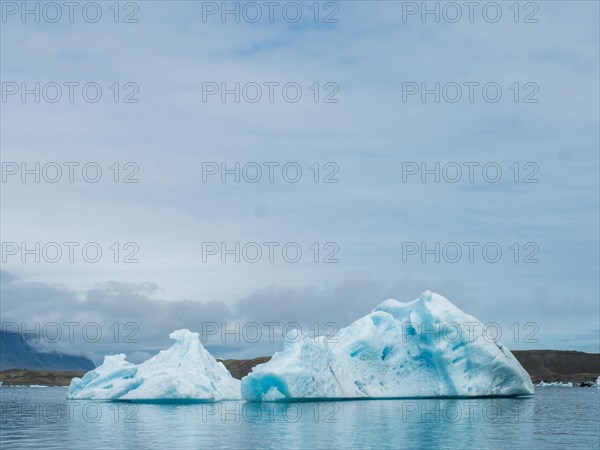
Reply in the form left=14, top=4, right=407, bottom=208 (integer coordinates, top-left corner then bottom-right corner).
left=67, top=329, right=240, bottom=401
left=241, top=291, right=534, bottom=401
left=68, top=291, right=534, bottom=401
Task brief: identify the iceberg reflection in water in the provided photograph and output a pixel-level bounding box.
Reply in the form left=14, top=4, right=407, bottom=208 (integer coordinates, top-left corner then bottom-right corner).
left=1, top=387, right=599, bottom=449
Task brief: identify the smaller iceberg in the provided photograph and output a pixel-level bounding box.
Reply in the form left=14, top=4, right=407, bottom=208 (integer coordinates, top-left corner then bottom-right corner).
left=68, top=329, right=240, bottom=401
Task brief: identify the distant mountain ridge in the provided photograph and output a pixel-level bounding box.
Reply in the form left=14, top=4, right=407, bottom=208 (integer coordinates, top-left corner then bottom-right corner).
left=0, top=330, right=95, bottom=371
left=1, top=328, right=598, bottom=385
left=512, top=350, right=600, bottom=384
left=2, top=351, right=599, bottom=387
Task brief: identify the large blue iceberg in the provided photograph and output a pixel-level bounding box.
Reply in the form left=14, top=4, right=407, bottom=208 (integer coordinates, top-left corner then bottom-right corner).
left=241, top=291, right=534, bottom=401
left=67, top=329, right=240, bottom=401
left=68, top=291, right=533, bottom=401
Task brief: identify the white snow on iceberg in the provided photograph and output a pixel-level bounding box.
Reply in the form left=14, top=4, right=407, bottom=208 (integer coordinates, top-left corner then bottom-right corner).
left=68, top=329, right=240, bottom=401
left=241, top=291, right=534, bottom=401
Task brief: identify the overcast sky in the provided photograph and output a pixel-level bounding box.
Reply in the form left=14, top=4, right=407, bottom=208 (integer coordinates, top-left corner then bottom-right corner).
left=1, top=1, right=598, bottom=362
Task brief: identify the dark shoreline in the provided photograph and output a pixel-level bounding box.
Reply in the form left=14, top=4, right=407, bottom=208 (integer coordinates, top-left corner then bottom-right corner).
left=1, top=350, right=598, bottom=387
left=512, top=350, right=599, bottom=384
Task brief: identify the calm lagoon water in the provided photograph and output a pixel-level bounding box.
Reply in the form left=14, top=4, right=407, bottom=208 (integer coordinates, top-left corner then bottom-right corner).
left=1, top=387, right=599, bottom=449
